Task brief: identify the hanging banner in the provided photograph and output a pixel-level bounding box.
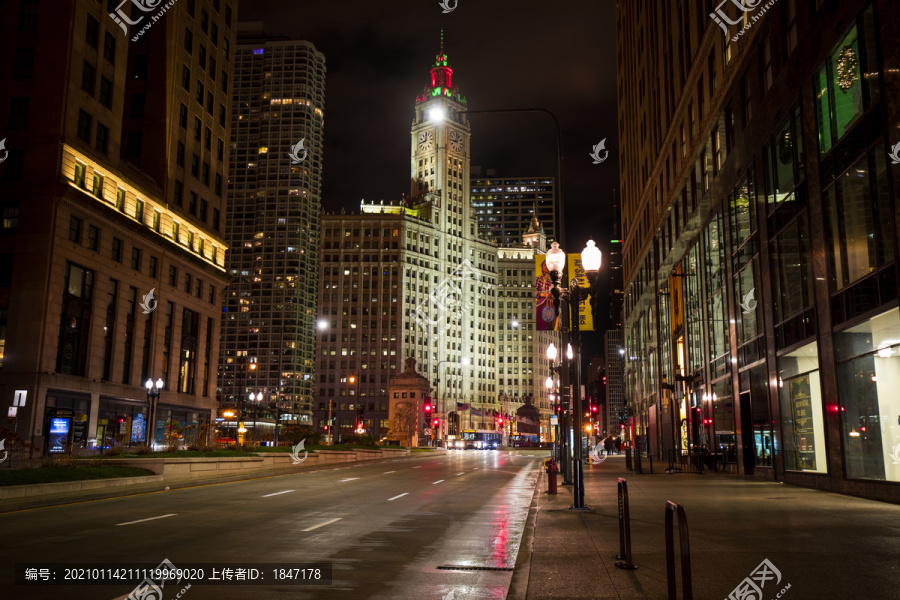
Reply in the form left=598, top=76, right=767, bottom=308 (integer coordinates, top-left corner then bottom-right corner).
left=535, top=255, right=557, bottom=330
left=567, top=254, right=594, bottom=332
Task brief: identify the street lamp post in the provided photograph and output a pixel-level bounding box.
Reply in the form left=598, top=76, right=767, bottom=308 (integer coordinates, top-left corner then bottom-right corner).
left=546, top=240, right=602, bottom=511
left=144, top=377, right=164, bottom=447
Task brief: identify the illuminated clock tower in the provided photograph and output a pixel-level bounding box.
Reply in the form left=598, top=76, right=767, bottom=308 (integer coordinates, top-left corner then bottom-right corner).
left=411, top=31, right=471, bottom=228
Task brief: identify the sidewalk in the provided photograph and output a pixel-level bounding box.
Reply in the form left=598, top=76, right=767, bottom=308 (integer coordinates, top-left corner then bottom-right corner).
left=512, top=455, right=900, bottom=600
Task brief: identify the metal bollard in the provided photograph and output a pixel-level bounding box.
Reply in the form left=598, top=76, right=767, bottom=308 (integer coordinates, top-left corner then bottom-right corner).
left=614, top=478, right=637, bottom=570
left=547, top=458, right=558, bottom=495
left=665, top=501, right=693, bottom=600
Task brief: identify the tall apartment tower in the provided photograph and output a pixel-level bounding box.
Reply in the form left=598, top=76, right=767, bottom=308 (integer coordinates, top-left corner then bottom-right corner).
left=618, top=0, right=900, bottom=503
left=0, top=0, right=235, bottom=450
left=471, top=168, right=558, bottom=245
left=219, top=23, right=325, bottom=424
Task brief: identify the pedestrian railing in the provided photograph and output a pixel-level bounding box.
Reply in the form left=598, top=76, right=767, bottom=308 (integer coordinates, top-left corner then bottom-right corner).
left=614, top=478, right=637, bottom=570
left=664, top=500, right=692, bottom=600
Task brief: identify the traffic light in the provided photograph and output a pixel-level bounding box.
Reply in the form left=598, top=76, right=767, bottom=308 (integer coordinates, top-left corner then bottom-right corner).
left=424, top=402, right=432, bottom=414
left=433, top=418, right=439, bottom=428
left=591, top=404, right=598, bottom=413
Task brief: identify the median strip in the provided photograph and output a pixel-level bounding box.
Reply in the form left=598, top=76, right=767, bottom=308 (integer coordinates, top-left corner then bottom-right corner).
left=116, top=513, right=177, bottom=527
left=302, top=517, right=342, bottom=532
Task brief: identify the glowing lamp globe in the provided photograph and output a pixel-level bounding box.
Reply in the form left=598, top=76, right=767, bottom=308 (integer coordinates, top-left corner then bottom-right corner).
left=581, top=240, right=602, bottom=272
left=545, top=242, right=566, bottom=273
left=546, top=342, right=558, bottom=361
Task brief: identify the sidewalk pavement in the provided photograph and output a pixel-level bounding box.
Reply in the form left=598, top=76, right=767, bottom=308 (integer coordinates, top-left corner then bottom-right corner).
left=511, top=455, right=900, bottom=600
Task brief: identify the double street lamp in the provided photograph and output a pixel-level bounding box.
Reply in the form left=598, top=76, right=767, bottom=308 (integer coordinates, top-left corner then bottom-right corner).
left=545, top=239, right=602, bottom=511
left=145, top=378, right=164, bottom=447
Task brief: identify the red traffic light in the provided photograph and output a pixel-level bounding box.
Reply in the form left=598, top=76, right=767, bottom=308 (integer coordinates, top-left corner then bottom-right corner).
left=424, top=403, right=432, bottom=413
left=591, top=405, right=598, bottom=412
left=324, top=425, right=329, bottom=431
left=433, top=419, right=439, bottom=427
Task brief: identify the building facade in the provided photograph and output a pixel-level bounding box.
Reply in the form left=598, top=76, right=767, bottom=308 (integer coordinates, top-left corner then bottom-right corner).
left=311, top=40, right=558, bottom=442
left=471, top=167, right=558, bottom=245
left=218, top=23, right=325, bottom=430
left=0, top=0, right=234, bottom=451
left=618, top=0, right=900, bottom=501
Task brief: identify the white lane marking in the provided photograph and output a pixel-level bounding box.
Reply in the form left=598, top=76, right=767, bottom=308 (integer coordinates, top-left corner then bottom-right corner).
left=387, top=493, right=409, bottom=501
left=432, top=480, right=444, bottom=484
left=339, top=478, right=359, bottom=482
left=412, top=466, right=422, bottom=469
left=456, top=472, right=464, bottom=476
left=262, top=490, right=295, bottom=497
left=116, top=514, right=177, bottom=527
left=302, top=518, right=342, bottom=532
left=383, top=471, right=396, bottom=474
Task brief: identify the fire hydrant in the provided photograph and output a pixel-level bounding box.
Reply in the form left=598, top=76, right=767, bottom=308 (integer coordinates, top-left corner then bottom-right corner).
left=547, top=458, right=559, bottom=495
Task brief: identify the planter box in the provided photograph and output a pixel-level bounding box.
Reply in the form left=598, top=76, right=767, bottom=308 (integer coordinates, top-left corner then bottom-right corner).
left=0, top=474, right=163, bottom=500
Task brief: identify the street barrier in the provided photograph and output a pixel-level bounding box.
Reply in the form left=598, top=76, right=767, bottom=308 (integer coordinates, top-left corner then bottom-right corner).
left=664, top=500, right=693, bottom=600
left=614, top=478, right=637, bottom=570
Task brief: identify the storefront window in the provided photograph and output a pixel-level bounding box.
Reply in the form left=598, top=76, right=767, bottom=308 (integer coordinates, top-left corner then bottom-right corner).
left=98, top=399, right=148, bottom=448
left=835, top=308, right=900, bottom=482
left=778, top=341, right=827, bottom=473
left=44, top=393, right=90, bottom=451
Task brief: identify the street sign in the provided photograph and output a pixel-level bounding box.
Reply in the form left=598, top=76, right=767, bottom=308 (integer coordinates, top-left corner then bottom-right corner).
left=8, top=406, right=17, bottom=418
left=14, top=390, right=27, bottom=407
left=424, top=428, right=432, bottom=436
left=550, top=415, right=558, bottom=426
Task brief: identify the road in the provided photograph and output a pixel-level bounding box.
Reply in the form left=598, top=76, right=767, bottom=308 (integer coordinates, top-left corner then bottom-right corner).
left=3, top=450, right=546, bottom=600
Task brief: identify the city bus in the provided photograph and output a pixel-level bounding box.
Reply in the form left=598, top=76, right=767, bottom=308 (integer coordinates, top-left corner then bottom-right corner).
left=459, top=429, right=502, bottom=450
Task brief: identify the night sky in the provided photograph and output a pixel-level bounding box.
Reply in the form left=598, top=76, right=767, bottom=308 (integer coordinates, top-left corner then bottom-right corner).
left=239, top=0, right=620, bottom=341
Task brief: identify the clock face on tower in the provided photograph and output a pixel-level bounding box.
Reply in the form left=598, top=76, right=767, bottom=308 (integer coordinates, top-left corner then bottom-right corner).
left=448, top=130, right=463, bottom=153
left=418, top=130, right=435, bottom=151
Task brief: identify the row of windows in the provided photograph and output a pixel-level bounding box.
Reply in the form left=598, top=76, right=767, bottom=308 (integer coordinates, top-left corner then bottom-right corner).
left=67, top=215, right=218, bottom=305
left=70, top=161, right=221, bottom=265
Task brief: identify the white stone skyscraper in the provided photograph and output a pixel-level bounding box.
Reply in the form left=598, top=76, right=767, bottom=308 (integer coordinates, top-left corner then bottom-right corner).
left=219, top=23, right=325, bottom=426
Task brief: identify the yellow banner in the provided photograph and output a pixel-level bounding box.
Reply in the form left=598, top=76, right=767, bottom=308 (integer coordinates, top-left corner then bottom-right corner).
left=567, top=254, right=594, bottom=332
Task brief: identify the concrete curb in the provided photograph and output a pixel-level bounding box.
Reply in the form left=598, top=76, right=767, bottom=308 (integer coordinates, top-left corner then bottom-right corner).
left=507, top=463, right=545, bottom=600
left=0, top=450, right=444, bottom=513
